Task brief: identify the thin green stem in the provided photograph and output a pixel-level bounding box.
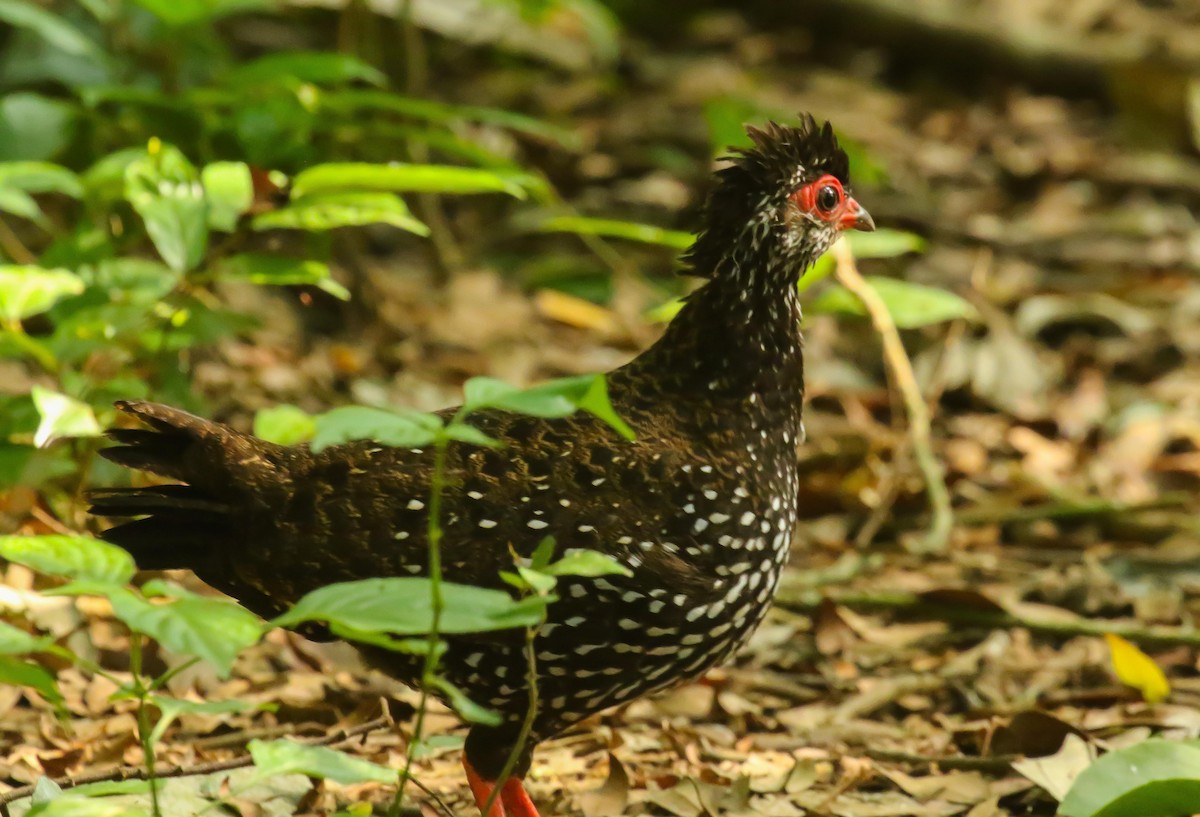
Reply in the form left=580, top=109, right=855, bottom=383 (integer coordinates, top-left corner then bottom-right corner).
left=391, top=407, right=467, bottom=816
left=2, top=321, right=58, bottom=374
left=128, top=635, right=162, bottom=817
left=480, top=620, right=541, bottom=817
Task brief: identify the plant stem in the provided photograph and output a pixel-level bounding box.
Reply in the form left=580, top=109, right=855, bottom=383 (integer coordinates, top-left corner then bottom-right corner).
left=480, top=621, right=541, bottom=817
left=831, top=238, right=953, bottom=553
left=128, top=635, right=162, bottom=817
left=391, top=408, right=465, bottom=816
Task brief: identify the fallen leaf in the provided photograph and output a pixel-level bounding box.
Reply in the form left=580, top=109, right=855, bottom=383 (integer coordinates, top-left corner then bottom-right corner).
left=1012, top=733, right=1095, bottom=801
left=1105, top=633, right=1170, bottom=703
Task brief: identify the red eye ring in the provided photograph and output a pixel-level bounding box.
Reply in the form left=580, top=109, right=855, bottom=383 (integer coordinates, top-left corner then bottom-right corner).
left=792, top=174, right=844, bottom=220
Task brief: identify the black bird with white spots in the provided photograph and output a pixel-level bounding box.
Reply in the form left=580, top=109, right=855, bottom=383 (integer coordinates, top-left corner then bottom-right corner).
left=90, top=115, right=875, bottom=817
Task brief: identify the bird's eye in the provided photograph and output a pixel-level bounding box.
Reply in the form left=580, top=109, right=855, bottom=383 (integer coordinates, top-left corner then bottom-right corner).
left=816, top=184, right=841, bottom=212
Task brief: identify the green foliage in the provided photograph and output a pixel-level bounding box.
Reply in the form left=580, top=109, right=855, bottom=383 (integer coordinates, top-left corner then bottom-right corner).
left=1060, top=740, right=1200, bottom=817
left=810, top=276, right=978, bottom=329
left=0, top=534, right=135, bottom=583
left=248, top=739, right=397, bottom=785
left=273, top=578, right=549, bottom=636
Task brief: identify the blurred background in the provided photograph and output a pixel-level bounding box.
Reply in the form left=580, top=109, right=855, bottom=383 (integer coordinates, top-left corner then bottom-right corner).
left=1, top=0, right=1200, bottom=815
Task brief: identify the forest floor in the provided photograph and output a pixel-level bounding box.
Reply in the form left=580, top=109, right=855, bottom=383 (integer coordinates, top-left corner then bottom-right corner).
left=5, top=2, right=1200, bottom=816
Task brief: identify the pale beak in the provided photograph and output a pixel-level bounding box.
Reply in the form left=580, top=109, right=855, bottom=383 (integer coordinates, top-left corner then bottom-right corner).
left=839, top=198, right=875, bottom=232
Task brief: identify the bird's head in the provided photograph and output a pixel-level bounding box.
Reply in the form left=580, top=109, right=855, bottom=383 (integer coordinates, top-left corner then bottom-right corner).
left=684, top=115, right=874, bottom=282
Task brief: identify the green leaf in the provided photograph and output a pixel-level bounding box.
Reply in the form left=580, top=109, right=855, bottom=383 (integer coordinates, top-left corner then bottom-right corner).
left=290, top=163, right=532, bottom=200
left=544, top=549, right=632, bottom=578
left=31, top=776, right=62, bottom=805
left=311, top=406, right=443, bottom=452
left=432, top=676, right=501, bottom=725
left=1060, top=739, right=1200, bottom=817
left=106, top=583, right=264, bottom=678
left=0, top=534, right=135, bottom=583
left=0, top=0, right=102, bottom=59
left=515, top=565, right=558, bottom=594
left=462, top=374, right=633, bottom=439
left=575, top=373, right=635, bottom=440
left=323, top=90, right=582, bottom=151
left=248, top=739, right=397, bottom=784
left=201, top=161, right=253, bottom=231
left=228, top=52, right=387, bottom=88
left=443, top=422, right=500, bottom=448
left=0, top=266, right=84, bottom=322
left=130, top=0, right=263, bottom=26
left=0, top=655, right=63, bottom=705
left=0, top=188, right=43, bottom=223
left=0, top=163, right=82, bottom=226
left=847, top=228, right=926, bottom=259
left=809, top=277, right=978, bottom=329
left=252, top=191, right=429, bottom=235
left=253, top=405, right=316, bottom=446
left=273, top=578, right=549, bottom=635
left=218, top=253, right=349, bottom=300
left=27, top=795, right=150, bottom=817
left=534, top=215, right=693, bottom=250
left=0, top=94, right=76, bottom=162
left=147, top=694, right=271, bottom=747
left=31, top=386, right=102, bottom=448
left=124, top=143, right=208, bottom=272
left=463, top=375, right=587, bottom=417
left=0, top=621, right=52, bottom=655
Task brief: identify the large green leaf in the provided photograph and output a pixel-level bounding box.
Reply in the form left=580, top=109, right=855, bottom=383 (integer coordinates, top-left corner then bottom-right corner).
left=31, top=386, right=102, bottom=448
left=311, top=406, right=443, bottom=452
left=0, top=266, right=84, bottom=322
left=544, top=549, right=631, bottom=578
left=130, top=0, right=264, bottom=26
left=27, top=795, right=149, bottom=817
left=0, top=0, right=101, bottom=59
left=534, top=215, right=693, bottom=250
left=218, top=253, right=349, bottom=300
left=273, top=578, right=549, bottom=635
left=253, top=405, right=316, bottom=446
left=201, top=161, right=253, bottom=231
left=0, top=655, right=63, bottom=705
left=290, top=163, right=533, bottom=199
left=1059, top=739, right=1200, bottom=817
left=462, top=374, right=633, bottom=439
left=0, top=534, right=135, bottom=583
left=106, top=582, right=264, bottom=678
left=0, top=162, right=83, bottom=223
left=248, top=739, right=397, bottom=784
left=252, top=192, right=429, bottom=235
left=124, top=143, right=208, bottom=272
left=809, top=277, right=977, bottom=329
left=147, top=694, right=271, bottom=746
left=0, top=93, right=76, bottom=162
left=0, top=621, right=53, bottom=655
left=227, top=52, right=386, bottom=88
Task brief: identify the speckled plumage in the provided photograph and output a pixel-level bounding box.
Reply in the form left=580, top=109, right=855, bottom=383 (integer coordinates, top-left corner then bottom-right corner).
left=90, top=115, right=873, bottom=814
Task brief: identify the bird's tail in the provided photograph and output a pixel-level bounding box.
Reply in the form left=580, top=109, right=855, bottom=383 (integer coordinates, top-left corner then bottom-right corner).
left=89, top=400, right=292, bottom=574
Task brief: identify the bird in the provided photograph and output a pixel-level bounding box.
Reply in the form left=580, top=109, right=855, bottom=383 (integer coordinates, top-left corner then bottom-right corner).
left=89, top=115, right=874, bottom=817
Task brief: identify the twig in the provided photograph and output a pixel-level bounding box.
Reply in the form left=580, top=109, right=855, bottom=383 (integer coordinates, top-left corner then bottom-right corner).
left=0, top=717, right=393, bottom=808
left=774, top=585, right=1200, bottom=649
left=831, top=238, right=953, bottom=553
left=0, top=217, right=36, bottom=265
left=866, top=748, right=1021, bottom=772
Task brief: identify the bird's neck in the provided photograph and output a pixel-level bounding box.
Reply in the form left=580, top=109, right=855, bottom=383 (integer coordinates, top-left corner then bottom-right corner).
left=624, top=242, right=813, bottom=413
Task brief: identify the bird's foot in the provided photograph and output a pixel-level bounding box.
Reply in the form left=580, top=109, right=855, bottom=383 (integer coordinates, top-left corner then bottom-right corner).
left=464, top=756, right=540, bottom=817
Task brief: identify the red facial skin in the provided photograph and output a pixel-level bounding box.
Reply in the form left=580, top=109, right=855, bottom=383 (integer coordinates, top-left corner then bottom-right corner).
left=790, top=174, right=872, bottom=232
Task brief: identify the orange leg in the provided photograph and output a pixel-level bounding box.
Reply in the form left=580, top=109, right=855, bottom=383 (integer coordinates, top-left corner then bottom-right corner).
left=463, top=755, right=540, bottom=817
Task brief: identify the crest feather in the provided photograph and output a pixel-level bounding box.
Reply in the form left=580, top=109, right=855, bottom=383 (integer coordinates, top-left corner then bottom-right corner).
left=681, top=114, right=850, bottom=278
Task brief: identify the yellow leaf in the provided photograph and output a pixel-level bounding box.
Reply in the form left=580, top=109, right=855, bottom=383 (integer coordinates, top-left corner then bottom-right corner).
left=534, top=289, right=617, bottom=332
left=1105, top=633, right=1170, bottom=703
